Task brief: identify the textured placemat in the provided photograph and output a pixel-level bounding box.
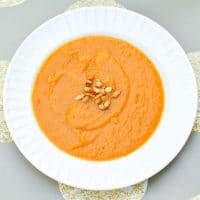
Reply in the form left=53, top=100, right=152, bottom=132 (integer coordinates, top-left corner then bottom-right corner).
left=191, top=195, right=200, bottom=200
left=0, top=0, right=25, bottom=8
left=59, top=182, right=148, bottom=200
left=0, top=60, right=12, bottom=143
left=67, top=0, right=124, bottom=10
left=188, top=52, right=200, bottom=132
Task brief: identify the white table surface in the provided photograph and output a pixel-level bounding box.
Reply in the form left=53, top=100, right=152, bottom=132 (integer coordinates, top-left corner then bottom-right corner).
left=0, top=1, right=200, bottom=199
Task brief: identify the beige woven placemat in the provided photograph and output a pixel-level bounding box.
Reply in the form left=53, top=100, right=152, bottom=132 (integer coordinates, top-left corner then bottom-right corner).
left=0, top=60, right=12, bottom=143
left=188, top=52, right=200, bottom=132
left=0, top=0, right=25, bottom=8
left=191, top=195, right=200, bottom=200
left=67, top=0, right=124, bottom=10
left=59, top=181, right=148, bottom=200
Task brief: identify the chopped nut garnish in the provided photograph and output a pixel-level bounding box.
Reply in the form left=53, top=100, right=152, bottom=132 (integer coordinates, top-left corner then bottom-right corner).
left=104, top=100, right=111, bottom=108
left=112, top=90, right=121, bottom=98
left=95, top=80, right=103, bottom=88
left=105, top=86, right=112, bottom=93
left=85, top=92, right=95, bottom=98
left=74, top=77, right=121, bottom=111
left=100, top=88, right=106, bottom=94
left=84, top=86, right=92, bottom=92
left=93, top=87, right=101, bottom=94
left=82, top=96, right=89, bottom=103
left=94, top=92, right=104, bottom=100
left=99, top=103, right=106, bottom=110
left=75, top=94, right=85, bottom=101
left=86, top=79, right=93, bottom=85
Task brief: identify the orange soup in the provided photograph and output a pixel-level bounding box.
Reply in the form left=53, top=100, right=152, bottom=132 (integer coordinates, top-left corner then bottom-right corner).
left=32, top=36, right=164, bottom=161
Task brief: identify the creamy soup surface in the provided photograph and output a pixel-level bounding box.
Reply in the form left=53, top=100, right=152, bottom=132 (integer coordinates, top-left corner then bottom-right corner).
left=32, top=36, right=164, bottom=161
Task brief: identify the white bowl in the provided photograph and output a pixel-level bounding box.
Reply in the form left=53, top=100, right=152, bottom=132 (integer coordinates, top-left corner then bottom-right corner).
left=3, top=7, right=197, bottom=190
